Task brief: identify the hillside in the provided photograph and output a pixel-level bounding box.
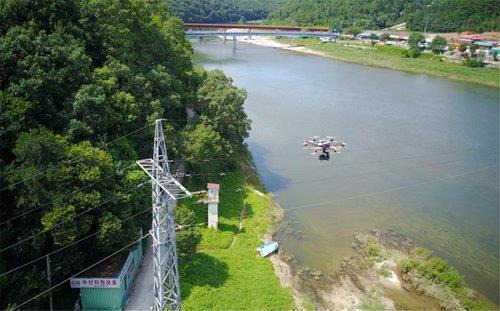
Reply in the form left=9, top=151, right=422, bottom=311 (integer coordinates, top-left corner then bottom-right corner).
left=165, top=0, right=285, bottom=23
left=267, top=0, right=499, bottom=33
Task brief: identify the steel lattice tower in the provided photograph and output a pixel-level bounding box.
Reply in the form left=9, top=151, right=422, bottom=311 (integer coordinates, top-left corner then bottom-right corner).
left=137, top=120, right=192, bottom=311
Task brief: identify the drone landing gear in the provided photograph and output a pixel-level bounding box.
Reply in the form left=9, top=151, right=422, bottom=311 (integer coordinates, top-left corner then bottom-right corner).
left=319, top=152, right=330, bottom=161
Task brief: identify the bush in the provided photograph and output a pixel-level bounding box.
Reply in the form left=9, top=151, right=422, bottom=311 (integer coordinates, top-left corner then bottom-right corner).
left=365, top=243, right=381, bottom=257
left=408, top=32, right=425, bottom=50
left=399, top=249, right=483, bottom=310
left=458, top=43, right=468, bottom=52
left=345, top=26, right=363, bottom=36
left=430, top=36, right=448, bottom=54
left=379, top=32, right=391, bottom=42
left=464, top=57, right=486, bottom=68
left=402, top=48, right=421, bottom=58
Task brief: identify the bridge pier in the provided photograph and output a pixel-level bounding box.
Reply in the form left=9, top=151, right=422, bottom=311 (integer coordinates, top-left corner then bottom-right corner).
left=233, top=36, right=236, bottom=48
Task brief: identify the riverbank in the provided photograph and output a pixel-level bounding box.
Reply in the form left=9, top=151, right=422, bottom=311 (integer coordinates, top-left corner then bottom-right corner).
left=277, top=229, right=496, bottom=310
left=177, top=159, right=496, bottom=310
left=238, top=37, right=499, bottom=88
left=177, top=162, right=297, bottom=310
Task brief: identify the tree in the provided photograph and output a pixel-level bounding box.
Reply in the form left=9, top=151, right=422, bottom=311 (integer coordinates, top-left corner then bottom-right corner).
left=196, top=70, right=251, bottom=155
left=345, top=26, right=363, bottom=36
left=238, top=16, right=246, bottom=24
left=0, top=0, right=200, bottom=308
left=181, top=122, right=225, bottom=174
left=430, top=36, right=448, bottom=54
left=469, top=43, right=479, bottom=54
left=459, top=43, right=468, bottom=52
left=379, top=32, right=391, bottom=42
left=408, top=32, right=425, bottom=50
left=369, top=33, right=378, bottom=46
left=404, top=0, right=498, bottom=33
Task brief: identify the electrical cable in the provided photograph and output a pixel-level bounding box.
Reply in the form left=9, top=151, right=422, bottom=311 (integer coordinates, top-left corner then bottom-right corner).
left=13, top=234, right=150, bottom=310
left=0, top=124, right=153, bottom=193
left=181, top=145, right=498, bottom=178
left=0, top=163, right=138, bottom=225
left=183, top=152, right=498, bottom=193
left=282, top=164, right=498, bottom=213
left=0, top=206, right=151, bottom=278
left=0, top=179, right=148, bottom=254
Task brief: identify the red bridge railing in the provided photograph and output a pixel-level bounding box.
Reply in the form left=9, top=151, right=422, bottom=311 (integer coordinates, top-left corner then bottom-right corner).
left=184, top=23, right=329, bottom=33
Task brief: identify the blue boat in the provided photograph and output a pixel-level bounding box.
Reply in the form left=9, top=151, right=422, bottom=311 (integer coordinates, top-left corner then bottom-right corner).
left=256, top=241, right=279, bottom=257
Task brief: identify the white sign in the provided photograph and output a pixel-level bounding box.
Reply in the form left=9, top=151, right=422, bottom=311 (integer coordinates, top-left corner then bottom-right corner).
left=70, top=278, right=121, bottom=288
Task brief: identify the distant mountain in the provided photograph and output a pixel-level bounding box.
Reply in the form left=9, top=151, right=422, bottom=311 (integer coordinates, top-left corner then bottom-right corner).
left=266, top=0, right=499, bottom=33
left=165, top=0, right=285, bottom=23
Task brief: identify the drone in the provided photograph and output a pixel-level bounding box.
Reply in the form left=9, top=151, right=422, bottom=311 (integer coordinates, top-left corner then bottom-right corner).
left=303, top=136, right=347, bottom=161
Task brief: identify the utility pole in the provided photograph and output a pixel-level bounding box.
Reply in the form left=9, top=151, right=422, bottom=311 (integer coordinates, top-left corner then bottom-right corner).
left=45, top=255, right=53, bottom=311
left=137, top=120, right=192, bottom=311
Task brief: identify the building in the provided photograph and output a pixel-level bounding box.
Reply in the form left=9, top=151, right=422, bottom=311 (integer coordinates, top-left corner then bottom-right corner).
left=459, top=32, right=484, bottom=44
left=474, top=41, right=498, bottom=52
left=356, top=31, right=382, bottom=39
left=207, top=183, right=220, bottom=229
left=70, top=236, right=143, bottom=310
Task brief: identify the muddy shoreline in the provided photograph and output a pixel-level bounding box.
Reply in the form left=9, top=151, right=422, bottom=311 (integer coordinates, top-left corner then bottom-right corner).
left=265, top=217, right=483, bottom=310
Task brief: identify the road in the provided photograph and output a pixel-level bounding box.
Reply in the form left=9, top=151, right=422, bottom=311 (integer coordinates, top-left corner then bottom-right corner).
left=125, top=238, right=154, bottom=311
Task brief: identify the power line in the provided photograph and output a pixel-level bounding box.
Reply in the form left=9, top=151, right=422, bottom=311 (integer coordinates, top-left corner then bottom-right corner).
left=182, top=145, right=497, bottom=178
left=0, top=206, right=151, bottom=278
left=176, top=141, right=499, bottom=164
left=0, top=124, right=153, bottom=193
left=0, top=163, right=138, bottom=226
left=185, top=152, right=497, bottom=192
left=0, top=180, right=148, bottom=254
left=0, top=115, right=256, bottom=193
left=283, top=164, right=498, bottom=213
left=13, top=234, right=150, bottom=310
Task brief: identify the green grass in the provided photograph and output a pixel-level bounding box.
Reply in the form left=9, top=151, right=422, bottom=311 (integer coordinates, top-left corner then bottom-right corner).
left=400, top=247, right=484, bottom=310
left=276, top=38, right=499, bottom=87
left=178, top=169, right=295, bottom=310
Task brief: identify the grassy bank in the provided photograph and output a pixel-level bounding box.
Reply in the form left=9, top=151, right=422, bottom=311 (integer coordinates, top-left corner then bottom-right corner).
left=276, top=38, right=499, bottom=88
left=177, top=166, right=295, bottom=310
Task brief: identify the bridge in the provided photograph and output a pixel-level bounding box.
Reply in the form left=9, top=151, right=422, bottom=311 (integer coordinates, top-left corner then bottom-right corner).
left=184, top=22, right=338, bottom=42
left=184, top=22, right=329, bottom=32
left=186, top=30, right=338, bottom=39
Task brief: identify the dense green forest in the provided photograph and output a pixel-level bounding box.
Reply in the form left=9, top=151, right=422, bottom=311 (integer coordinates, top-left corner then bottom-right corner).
left=0, top=0, right=249, bottom=308
left=267, top=0, right=499, bottom=33
left=165, top=0, right=284, bottom=23
left=405, top=0, right=499, bottom=33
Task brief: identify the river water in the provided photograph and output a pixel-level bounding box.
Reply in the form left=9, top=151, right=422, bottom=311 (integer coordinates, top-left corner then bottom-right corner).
left=193, top=39, right=499, bottom=303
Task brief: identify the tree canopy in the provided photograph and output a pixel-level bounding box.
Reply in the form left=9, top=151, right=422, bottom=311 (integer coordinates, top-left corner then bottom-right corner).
left=266, top=0, right=499, bottom=33
left=165, top=0, right=285, bottom=23
left=0, top=0, right=250, bottom=308
left=405, top=0, right=499, bottom=33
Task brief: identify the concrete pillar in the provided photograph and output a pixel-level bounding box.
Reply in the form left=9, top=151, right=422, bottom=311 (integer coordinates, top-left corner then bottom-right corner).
left=207, top=183, right=220, bottom=229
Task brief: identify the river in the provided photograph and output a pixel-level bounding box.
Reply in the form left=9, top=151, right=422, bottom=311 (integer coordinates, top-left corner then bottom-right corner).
left=193, top=39, right=499, bottom=304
